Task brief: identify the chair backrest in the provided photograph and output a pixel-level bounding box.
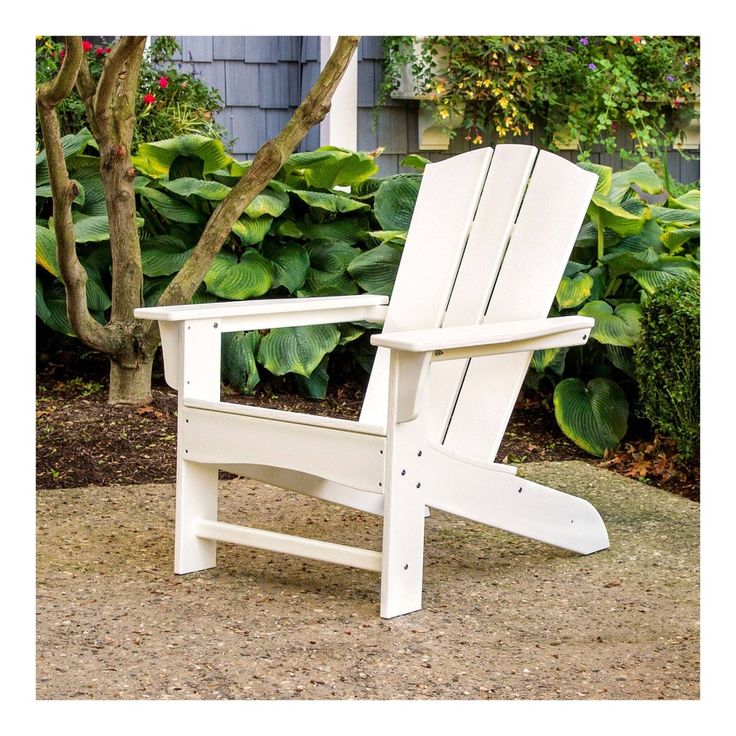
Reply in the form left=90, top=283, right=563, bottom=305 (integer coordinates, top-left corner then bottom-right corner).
left=360, top=145, right=597, bottom=463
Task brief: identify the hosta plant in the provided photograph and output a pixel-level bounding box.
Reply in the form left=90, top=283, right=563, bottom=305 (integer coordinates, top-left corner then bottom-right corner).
left=531, top=159, right=700, bottom=456
left=36, top=131, right=425, bottom=398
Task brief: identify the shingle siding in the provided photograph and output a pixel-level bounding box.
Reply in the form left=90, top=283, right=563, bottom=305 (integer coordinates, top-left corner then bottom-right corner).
left=155, top=35, right=700, bottom=181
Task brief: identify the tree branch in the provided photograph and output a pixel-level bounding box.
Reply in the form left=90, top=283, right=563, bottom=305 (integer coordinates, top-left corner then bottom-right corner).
left=144, top=35, right=360, bottom=351
left=37, top=37, right=121, bottom=355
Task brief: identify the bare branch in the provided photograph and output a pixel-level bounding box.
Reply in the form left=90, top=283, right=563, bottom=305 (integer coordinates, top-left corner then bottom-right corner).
left=93, top=36, right=147, bottom=133
left=37, top=41, right=121, bottom=354
left=144, top=36, right=361, bottom=351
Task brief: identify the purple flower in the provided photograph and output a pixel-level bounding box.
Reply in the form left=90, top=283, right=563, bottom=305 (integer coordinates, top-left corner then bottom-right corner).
left=588, top=63, right=597, bottom=71
left=666, top=74, right=675, bottom=82
left=579, top=37, right=589, bottom=46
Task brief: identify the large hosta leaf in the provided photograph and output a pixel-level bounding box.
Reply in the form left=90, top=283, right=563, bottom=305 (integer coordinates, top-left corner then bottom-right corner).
left=204, top=251, right=273, bottom=299
left=577, top=161, right=613, bottom=195
left=667, top=189, right=700, bottom=211
left=660, top=227, right=700, bottom=253
left=531, top=347, right=567, bottom=375
left=138, top=187, right=204, bottom=224
left=298, top=216, right=369, bottom=244
left=72, top=169, right=108, bottom=216
left=36, top=225, right=59, bottom=276
left=578, top=300, right=642, bottom=346
left=294, top=355, right=330, bottom=398
left=160, top=177, right=231, bottom=201
left=554, top=377, right=629, bottom=457
left=291, top=189, right=371, bottom=214
left=630, top=256, right=699, bottom=294
left=556, top=270, right=594, bottom=309
left=347, top=243, right=402, bottom=295
left=609, top=162, right=664, bottom=201
left=222, top=331, right=261, bottom=394
left=285, top=146, right=380, bottom=188
left=588, top=193, right=647, bottom=236
left=262, top=241, right=309, bottom=294
left=232, top=215, right=273, bottom=246
left=650, top=206, right=699, bottom=226
left=374, top=175, right=421, bottom=230
left=244, top=189, right=290, bottom=219
left=37, top=128, right=94, bottom=185
left=257, top=324, right=340, bottom=378
left=141, top=239, right=193, bottom=277
left=132, top=135, right=233, bottom=178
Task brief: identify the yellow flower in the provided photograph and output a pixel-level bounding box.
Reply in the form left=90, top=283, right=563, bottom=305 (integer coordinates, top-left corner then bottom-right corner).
left=483, top=79, right=491, bottom=88
left=499, top=97, right=509, bottom=109
left=492, top=52, right=498, bottom=59
left=438, top=107, right=450, bottom=120
left=528, top=122, right=534, bottom=130
left=472, top=134, right=484, bottom=145
left=458, top=82, right=464, bottom=89
left=513, top=43, right=520, bottom=51
left=476, top=79, right=483, bottom=87
left=507, top=56, right=514, bottom=64
left=505, top=117, right=514, bottom=126
left=493, top=87, right=502, bottom=97
left=527, top=65, right=533, bottom=71
left=630, top=131, right=638, bottom=139
left=467, top=91, right=475, bottom=100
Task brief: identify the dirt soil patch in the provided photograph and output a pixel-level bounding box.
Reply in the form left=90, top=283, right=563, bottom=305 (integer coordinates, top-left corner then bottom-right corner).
left=35, top=335, right=699, bottom=500
left=36, top=461, right=699, bottom=700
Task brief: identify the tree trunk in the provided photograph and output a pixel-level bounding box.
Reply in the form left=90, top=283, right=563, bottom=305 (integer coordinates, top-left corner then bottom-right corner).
left=108, top=357, right=154, bottom=405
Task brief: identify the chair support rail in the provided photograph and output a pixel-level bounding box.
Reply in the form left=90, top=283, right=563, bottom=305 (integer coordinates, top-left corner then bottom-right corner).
left=193, top=519, right=383, bottom=572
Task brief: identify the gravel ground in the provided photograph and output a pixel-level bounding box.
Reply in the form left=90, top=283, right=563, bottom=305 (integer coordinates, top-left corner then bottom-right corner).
left=36, top=461, right=699, bottom=700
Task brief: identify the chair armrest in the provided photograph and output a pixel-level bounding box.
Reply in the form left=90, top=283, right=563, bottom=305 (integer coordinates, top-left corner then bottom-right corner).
left=135, top=293, right=389, bottom=332
left=372, top=316, right=594, bottom=424
left=136, top=294, right=389, bottom=392
left=371, top=316, right=593, bottom=360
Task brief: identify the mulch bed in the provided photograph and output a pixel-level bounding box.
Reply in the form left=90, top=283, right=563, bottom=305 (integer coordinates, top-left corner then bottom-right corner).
left=36, top=332, right=699, bottom=501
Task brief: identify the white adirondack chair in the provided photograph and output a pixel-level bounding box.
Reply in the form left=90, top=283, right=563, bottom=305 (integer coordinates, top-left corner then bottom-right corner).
left=135, top=145, right=609, bottom=618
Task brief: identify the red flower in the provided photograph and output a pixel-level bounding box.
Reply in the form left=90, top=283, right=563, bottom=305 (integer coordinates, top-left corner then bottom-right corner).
left=82, top=40, right=93, bottom=52
left=105, top=47, right=111, bottom=54
left=95, top=47, right=105, bottom=56
left=158, top=76, right=169, bottom=89
left=632, top=36, right=642, bottom=44
left=142, top=93, right=156, bottom=105
left=60, top=49, right=65, bottom=58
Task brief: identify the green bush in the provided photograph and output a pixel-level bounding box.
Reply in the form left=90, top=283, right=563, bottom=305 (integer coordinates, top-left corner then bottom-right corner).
left=633, top=278, right=700, bottom=462
left=35, top=133, right=425, bottom=398
left=35, top=36, right=226, bottom=151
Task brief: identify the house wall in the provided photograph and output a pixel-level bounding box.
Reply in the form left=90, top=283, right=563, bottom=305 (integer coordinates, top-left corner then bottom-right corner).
left=163, top=36, right=701, bottom=182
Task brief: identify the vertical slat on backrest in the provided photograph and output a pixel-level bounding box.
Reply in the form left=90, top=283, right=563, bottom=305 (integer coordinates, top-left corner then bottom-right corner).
left=359, top=149, right=493, bottom=426
left=443, top=151, right=598, bottom=460
left=427, top=145, right=538, bottom=441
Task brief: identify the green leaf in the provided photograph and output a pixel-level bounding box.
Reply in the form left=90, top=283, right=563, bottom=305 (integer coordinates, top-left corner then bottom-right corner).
left=660, top=227, right=700, bottom=253
left=37, top=128, right=94, bottom=185
left=159, top=177, right=231, bottom=201
left=284, top=146, right=380, bottom=188
left=72, top=215, right=113, bottom=243
left=667, top=189, right=700, bottom=211
left=347, top=243, right=402, bottom=295
left=577, top=161, right=612, bottom=195
left=231, top=215, right=273, bottom=246
left=262, top=241, right=309, bottom=294
left=294, top=355, right=330, bottom=399
left=222, top=331, right=261, bottom=394
left=298, top=216, right=369, bottom=244
left=204, top=250, right=273, bottom=299
left=630, top=256, right=699, bottom=294
left=138, top=187, right=204, bottom=224
left=291, top=189, right=371, bottom=214
left=367, top=230, right=408, bottom=246
left=374, top=175, right=421, bottom=230
left=588, top=192, right=647, bottom=236
left=650, top=206, right=699, bottom=226
left=610, top=162, right=664, bottom=200
left=579, top=300, right=642, bottom=346
left=72, top=169, right=108, bottom=216
left=556, top=271, right=594, bottom=309
left=401, top=154, right=431, bottom=172
left=257, top=324, right=340, bottom=378
left=531, top=347, right=567, bottom=375
left=141, top=240, right=193, bottom=277
left=132, top=135, right=233, bottom=178
left=605, top=345, right=635, bottom=378
left=554, top=377, right=629, bottom=457
left=36, top=225, right=59, bottom=277
left=244, top=189, right=290, bottom=218
left=36, top=276, right=51, bottom=323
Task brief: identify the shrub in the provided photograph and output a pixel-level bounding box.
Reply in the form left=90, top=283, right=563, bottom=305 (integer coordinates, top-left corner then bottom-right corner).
left=35, top=133, right=424, bottom=397
left=633, top=278, right=700, bottom=462
left=35, top=36, right=226, bottom=151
